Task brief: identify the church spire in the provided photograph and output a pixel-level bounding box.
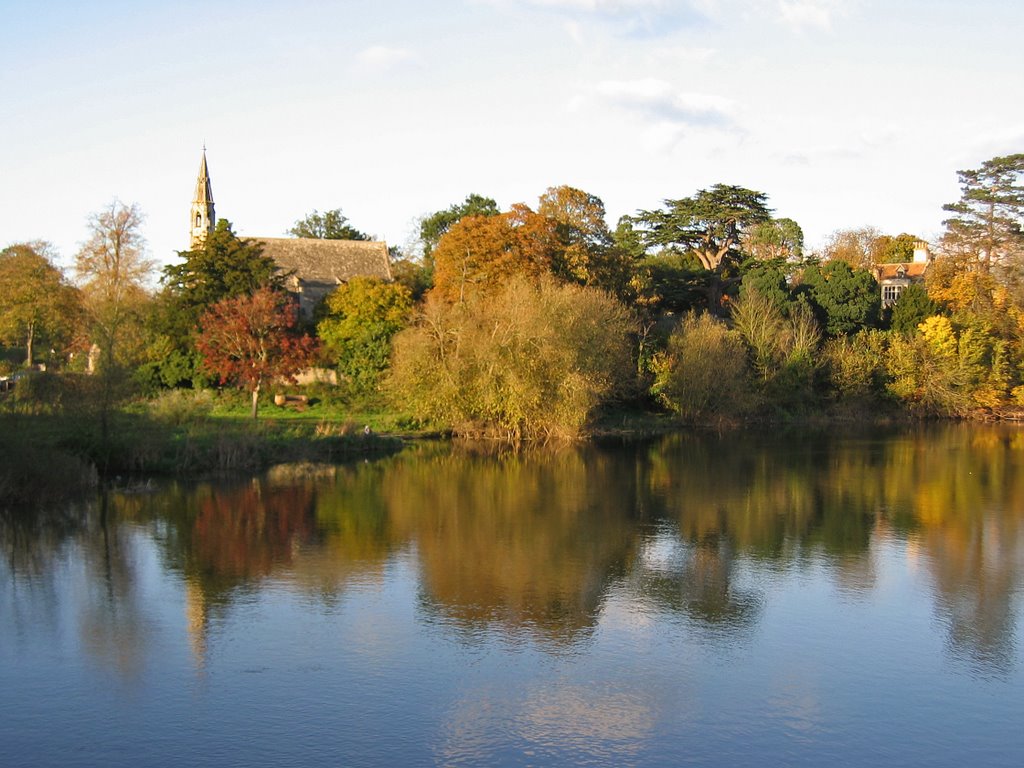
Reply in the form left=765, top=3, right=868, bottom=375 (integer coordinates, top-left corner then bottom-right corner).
left=190, top=147, right=215, bottom=249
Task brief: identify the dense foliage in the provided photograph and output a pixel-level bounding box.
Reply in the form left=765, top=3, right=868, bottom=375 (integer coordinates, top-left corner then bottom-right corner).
left=5, top=152, right=1024, bottom=444
left=317, top=277, right=413, bottom=398
left=388, top=277, right=636, bottom=439
left=196, top=287, right=317, bottom=419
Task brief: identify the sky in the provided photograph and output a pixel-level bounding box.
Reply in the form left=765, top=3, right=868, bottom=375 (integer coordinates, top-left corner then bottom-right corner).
left=2, top=0, right=1023, bottom=272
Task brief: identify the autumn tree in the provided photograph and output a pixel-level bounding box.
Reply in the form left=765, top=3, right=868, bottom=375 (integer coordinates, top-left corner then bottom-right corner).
left=631, top=185, right=772, bottom=314
left=0, top=243, right=80, bottom=367
left=75, top=202, right=154, bottom=365
left=317, top=276, right=413, bottom=397
left=537, top=185, right=633, bottom=296
left=289, top=208, right=370, bottom=240
left=873, top=233, right=919, bottom=264
left=419, top=193, right=500, bottom=263
left=651, top=312, right=751, bottom=422
left=431, top=204, right=559, bottom=302
left=942, top=153, right=1024, bottom=271
left=196, top=287, right=317, bottom=419
left=150, top=220, right=283, bottom=387
left=388, top=276, right=636, bottom=440
left=75, top=201, right=154, bottom=448
left=819, top=227, right=882, bottom=269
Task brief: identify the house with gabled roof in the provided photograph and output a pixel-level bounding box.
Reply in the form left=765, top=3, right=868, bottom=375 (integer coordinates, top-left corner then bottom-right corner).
left=872, top=241, right=932, bottom=307
left=188, top=149, right=392, bottom=318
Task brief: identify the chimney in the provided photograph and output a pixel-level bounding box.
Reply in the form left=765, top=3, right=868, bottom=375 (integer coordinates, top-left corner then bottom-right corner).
left=913, top=241, right=930, bottom=264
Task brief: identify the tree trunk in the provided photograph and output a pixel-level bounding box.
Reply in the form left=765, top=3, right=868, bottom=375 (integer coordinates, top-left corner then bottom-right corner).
left=24, top=322, right=34, bottom=368
left=251, top=384, right=260, bottom=420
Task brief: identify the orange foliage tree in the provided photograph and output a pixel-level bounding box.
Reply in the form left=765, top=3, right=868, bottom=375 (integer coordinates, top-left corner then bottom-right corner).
left=196, top=287, right=317, bottom=419
left=538, top=185, right=634, bottom=295
left=431, top=204, right=559, bottom=302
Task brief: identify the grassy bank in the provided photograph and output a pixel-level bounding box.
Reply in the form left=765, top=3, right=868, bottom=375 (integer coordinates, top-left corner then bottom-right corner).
left=0, top=395, right=407, bottom=506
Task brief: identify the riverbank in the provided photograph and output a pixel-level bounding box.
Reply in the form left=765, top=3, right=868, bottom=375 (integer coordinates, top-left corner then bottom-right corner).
left=5, top=392, right=1021, bottom=508
left=0, top=410, right=405, bottom=506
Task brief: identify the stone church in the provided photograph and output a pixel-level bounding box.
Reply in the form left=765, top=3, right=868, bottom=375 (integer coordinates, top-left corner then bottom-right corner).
left=189, top=150, right=393, bottom=318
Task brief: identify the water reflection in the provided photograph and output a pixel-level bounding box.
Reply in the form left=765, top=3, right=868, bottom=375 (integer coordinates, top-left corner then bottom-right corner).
left=2, top=424, right=1023, bottom=676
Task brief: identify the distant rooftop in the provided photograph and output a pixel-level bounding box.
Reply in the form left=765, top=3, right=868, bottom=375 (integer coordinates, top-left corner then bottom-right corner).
left=252, top=237, right=392, bottom=283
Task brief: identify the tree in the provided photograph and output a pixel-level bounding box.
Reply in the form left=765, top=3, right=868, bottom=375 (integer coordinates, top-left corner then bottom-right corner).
left=819, top=227, right=882, bottom=269
left=196, top=288, right=317, bottom=419
left=873, top=233, right=919, bottom=264
left=388, top=276, right=636, bottom=440
left=75, top=203, right=154, bottom=364
left=632, top=185, right=772, bottom=314
left=798, top=260, right=881, bottom=336
left=153, top=220, right=283, bottom=386
left=651, top=312, right=751, bottom=421
left=942, top=153, right=1024, bottom=270
left=75, top=201, right=154, bottom=449
left=317, top=277, right=413, bottom=397
left=742, top=217, right=804, bottom=262
left=889, top=283, right=939, bottom=335
left=288, top=208, right=370, bottom=241
left=419, top=194, right=500, bottom=262
left=537, top=185, right=634, bottom=295
left=430, top=204, right=559, bottom=303
left=0, top=243, right=80, bottom=367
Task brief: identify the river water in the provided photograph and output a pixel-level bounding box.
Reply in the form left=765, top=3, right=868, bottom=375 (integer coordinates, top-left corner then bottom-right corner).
left=2, top=425, right=1023, bottom=766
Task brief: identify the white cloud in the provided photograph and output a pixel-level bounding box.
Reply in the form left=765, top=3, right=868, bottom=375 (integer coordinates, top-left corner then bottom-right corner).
left=593, top=78, right=737, bottom=129
left=483, top=0, right=702, bottom=38
left=354, top=45, right=416, bottom=72
left=521, top=0, right=667, bottom=10
left=776, top=0, right=842, bottom=30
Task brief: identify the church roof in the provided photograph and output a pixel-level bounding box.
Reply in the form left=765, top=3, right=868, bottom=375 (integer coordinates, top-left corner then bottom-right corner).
left=253, top=237, right=392, bottom=284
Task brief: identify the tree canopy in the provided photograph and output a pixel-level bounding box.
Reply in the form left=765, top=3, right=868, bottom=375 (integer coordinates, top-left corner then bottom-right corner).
left=419, top=194, right=500, bottom=262
left=942, top=153, right=1024, bottom=269
left=799, top=260, right=881, bottom=336
left=538, top=185, right=633, bottom=295
left=0, top=243, right=80, bottom=367
left=160, top=220, right=281, bottom=339
left=431, top=204, right=559, bottom=302
left=196, top=287, right=317, bottom=419
left=289, top=208, right=370, bottom=240
left=742, top=217, right=804, bottom=262
left=75, top=201, right=154, bottom=370
left=317, top=276, right=413, bottom=396
left=631, top=184, right=772, bottom=313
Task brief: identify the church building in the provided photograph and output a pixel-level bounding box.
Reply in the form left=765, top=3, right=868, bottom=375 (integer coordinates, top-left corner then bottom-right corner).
left=189, top=149, right=393, bottom=318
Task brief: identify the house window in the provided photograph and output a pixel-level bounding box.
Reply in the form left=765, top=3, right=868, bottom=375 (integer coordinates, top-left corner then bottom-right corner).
left=882, top=284, right=903, bottom=307
left=195, top=213, right=202, bottom=228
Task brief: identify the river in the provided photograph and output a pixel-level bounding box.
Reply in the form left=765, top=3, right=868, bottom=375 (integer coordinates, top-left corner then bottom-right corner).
left=2, top=424, right=1022, bottom=766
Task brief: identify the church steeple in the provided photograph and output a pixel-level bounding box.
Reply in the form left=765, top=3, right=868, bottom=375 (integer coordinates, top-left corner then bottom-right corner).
left=190, top=147, right=215, bottom=249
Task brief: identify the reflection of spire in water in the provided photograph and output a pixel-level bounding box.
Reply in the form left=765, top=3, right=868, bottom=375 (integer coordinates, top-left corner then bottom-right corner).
left=184, top=577, right=208, bottom=672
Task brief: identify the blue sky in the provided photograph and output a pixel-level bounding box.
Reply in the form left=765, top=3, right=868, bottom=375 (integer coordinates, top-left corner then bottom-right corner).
left=2, top=0, right=1023, bottom=269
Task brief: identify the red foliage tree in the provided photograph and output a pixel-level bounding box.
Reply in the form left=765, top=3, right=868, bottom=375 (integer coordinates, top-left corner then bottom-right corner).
left=196, top=287, right=318, bottom=419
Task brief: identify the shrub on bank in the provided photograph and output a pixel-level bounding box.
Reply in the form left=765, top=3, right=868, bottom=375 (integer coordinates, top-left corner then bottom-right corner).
left=388, top=277, right=637, bottom=440
left=651, top=312, right=753, bottom=422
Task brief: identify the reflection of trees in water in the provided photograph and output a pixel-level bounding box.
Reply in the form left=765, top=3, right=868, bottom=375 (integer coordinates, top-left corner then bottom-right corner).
left=1, top=504, right=87, bottom=652
left=4, top=424, right=1022, bottom=668
left=904, top=427, right=1024, bottom=674
left=1, top=495, right=153, bottom=680
left=76, top=493, right=152, bottom=679
left=631, top=531, right=762, bottom=634
left=379, top=446, right=645, bottom=646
